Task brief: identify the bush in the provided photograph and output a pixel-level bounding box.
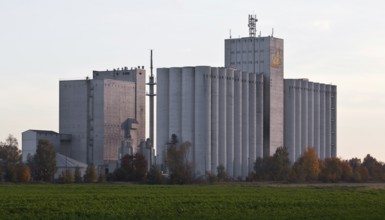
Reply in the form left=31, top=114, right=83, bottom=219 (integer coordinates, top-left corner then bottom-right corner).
left=84, top=164, right=97, bottom=183
left=147, top=166, right=163, bottom=184
left=98, top=172, right=106, bottom=183
left=58, top=169, right=74, bottom=184
left=207, top=171, right=217, bottom=184
left=74, top=167, right=82, bottom=183
left=17, top=164, right=31, bottom=183
left=217, top=164, right=228, bottom=182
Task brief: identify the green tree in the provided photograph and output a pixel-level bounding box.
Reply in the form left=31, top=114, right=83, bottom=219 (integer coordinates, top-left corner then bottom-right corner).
left=98, top=171, right=106, bottom=183
left=147, top=165, right=163, bottom=184
left=118, top=154, right=134, bottom=181
left=59, top=169, right=74, bottom=183
left=166, top=135, right=192, bottom=184
left=340, top=160, right=353, bottom=181
left=253, top=157, right=269, bottom=181
left=270, top=147, right=291, bottom=181
left=33, top=140, right=56, bottom=182
left=115, top=152, right=148, bottom=181
left=0, top=135, right=21, bottom=163
left=133, top=153, right=147, bottom=181
left=349, top=158, right=361, bottom=171
left=16, top=164, right=31, bottom=183
left=251, top=147, right=290, bottom=181
left=217, top=164, right=227, bottom=182
left=206, top=171, right=217, bottom=184
left=74, top=167, right=82, bottom=183
left=84, top=164, right=97, bottom=183
left=349, top=158, right=363, bottom=182
left=359, top=166, right=369, bottom=182
left=0, top=135, right=21, bottom=182
left=288, top=147, right=320, bottom=182
left=319, top=157, right=343, bottom=182
left=362, top=154, right=384, bottom=181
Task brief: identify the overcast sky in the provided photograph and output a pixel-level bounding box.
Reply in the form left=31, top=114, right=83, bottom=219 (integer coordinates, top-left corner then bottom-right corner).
left=1, top=0, right=384, bottom=162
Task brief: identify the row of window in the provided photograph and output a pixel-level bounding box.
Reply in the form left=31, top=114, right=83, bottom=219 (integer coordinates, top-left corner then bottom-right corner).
left=230, top=50, right=265, bottom=54
left=203, top=74, right=263, bottom=84
left=288, top=86, right=336, bottom=94
left=230, top=38, right=266, bottom=43
left=61, top=83, right=135, bottom=89
left=230, top=60, right=265, bottom=65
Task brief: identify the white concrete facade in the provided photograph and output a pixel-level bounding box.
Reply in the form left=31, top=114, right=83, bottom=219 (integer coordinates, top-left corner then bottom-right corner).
left=59, top=67, right=146, bottom=171
left=284, top=79, right=337, bottom=163
left=225, top=36, right=284, bottom=157
left=156, top=66, right=264, bottom=179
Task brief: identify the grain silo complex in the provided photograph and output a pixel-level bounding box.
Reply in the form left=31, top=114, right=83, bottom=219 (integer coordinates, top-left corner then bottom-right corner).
left=22, top=15, right=336, bottom=179
left=156, top=15, right=336, bottom=179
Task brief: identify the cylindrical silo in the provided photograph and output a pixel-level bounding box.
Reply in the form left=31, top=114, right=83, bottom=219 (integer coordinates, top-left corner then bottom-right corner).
left=211, top=67, right=219, bottom=174
left=331, top=86, right=337, bottom=157
left=256, top=74, right=264, bottom=159
left=301, top=80, right=308, bottom=153
left=218, top=68, right=227, bottom=169
left=181, top=67, right=195, bottom=163
left=233, top=70, right=242, bottom=179
left=169, top=68, right=182, bottom=138
left=284, top=80, right=296, bottom=163
left=295, top=80, right=302, bottom=161
left=241, top=71, right=249, bottom=179
left=325, top=85, right=332, bottom=158
left=248, top=73, right=256, bottom=173
left=313, top=83, right=320, bottom=156
left=226, top=68, right=234, bottom=177
left=307, top=82, right=314, bottom=149
left=194, top=66, right=211, bottom=177
left=319, top=84, right=326, bottom=159
left=156, top=68, right=170, bottom=169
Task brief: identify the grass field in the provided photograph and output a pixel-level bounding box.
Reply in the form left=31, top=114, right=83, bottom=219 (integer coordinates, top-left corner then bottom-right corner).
left=0, top=183, right=385, bottom=219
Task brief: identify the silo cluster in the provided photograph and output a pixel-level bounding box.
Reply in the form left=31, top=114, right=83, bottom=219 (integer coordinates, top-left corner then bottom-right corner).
left=156, top=66, right=264, bottom=178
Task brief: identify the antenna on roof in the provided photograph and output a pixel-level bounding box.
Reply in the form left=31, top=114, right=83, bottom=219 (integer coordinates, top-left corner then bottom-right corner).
left=272, top=28, right=274, bottom=37
left=248, top=14, right=258, bottom=37
left=150, top=50, right=153, bottom=77
left=229, top=29, right=232, bottom=39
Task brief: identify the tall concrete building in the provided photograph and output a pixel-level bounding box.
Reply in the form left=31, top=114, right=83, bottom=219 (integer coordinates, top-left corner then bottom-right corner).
left=284, top=79, right=337, bottom=162
left=225, top=36, right=284, bottom=157
left=156, top=66, right=264, bottom=178
left=59, top=67, right=146, bottom=171
left=155, top=16, right=337, bottom=178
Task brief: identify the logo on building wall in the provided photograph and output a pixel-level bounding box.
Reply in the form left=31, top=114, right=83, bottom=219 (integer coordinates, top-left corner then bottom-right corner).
left=271, top=49, right=282, bottom=68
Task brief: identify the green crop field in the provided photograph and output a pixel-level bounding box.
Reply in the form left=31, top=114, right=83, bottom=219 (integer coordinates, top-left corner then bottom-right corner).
left=0, top=183, right=385, bottom=219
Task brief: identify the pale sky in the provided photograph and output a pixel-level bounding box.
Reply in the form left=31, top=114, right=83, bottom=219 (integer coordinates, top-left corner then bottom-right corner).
left=1, top=0, right=384, bottom=162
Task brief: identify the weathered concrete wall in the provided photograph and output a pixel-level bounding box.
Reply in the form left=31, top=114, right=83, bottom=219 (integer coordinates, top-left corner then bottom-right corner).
left=284, top=79, right=337, bottom=162
left=225, top=36, right=284, bottom=157
left=156, top=66, right=264, bottom=179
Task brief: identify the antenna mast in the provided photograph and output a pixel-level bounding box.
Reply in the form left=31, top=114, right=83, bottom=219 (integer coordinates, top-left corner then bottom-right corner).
left=150, top=50, right=153, bottom=77
left=248, top=14, right=258, bottom=37
left=146, top=49, right=156, bottom=163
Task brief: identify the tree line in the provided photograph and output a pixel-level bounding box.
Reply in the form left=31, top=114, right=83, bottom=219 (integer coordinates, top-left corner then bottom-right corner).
left=251, top=147, right=385, bottom=183
left=1, top=134, right=385, bottom=184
